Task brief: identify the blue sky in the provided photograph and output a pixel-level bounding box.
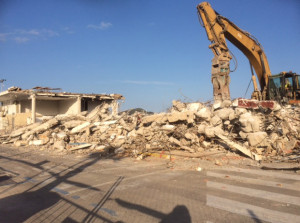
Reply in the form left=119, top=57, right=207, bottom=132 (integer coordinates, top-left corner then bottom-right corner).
left=1, top=0, right=299, bottom=112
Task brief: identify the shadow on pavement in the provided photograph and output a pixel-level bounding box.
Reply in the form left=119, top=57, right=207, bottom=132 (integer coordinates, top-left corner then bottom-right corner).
left=0, top=153, right=117, bottom=222
left=115, top=198, right=191, bottom=223
left=247, top=210, right=263, bottom=223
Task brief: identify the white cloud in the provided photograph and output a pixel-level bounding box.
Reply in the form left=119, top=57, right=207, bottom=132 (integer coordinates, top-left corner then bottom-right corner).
left=25, top=29, right=40, bottom=35
left=62, top=27, right=75, bottom=34
left=14, top=37, right=30, bottom=43
left=0, top=33, right=8, bottom=42
left=0, top=28, right=59, bottom=44
left=122, top=80, right=174, bottom=86
left=41, top=29, right=59, bottom=37
left=87, top=22, right=112, bottom=30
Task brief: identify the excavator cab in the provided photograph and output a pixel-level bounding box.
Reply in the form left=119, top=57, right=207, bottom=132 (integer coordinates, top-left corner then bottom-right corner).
left=268, top=72, right=300, bottom=104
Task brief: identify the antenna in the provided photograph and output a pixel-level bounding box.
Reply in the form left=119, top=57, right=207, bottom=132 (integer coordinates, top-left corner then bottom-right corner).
left=0, top=79, right=6, bottom=92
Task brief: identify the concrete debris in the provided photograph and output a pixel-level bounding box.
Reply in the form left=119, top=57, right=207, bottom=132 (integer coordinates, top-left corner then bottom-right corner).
left=1, top=99, right=299, bottom=163
left=69, top=143, right=92, bottom=151
left=70, top=122, right=91, bottom=134
left=53, top=140, right=66, bottom=150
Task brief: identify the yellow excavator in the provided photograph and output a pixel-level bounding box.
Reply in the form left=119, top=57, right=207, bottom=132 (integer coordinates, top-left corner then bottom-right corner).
left=197, top=2, right=299, bottom=105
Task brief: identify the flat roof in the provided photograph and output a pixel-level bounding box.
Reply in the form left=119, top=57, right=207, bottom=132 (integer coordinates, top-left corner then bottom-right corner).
left=0, top=87, right=124, bottom=102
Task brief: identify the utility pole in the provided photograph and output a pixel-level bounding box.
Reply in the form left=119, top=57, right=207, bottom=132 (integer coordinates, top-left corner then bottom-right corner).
left=0, top=79, right=6, bottom=92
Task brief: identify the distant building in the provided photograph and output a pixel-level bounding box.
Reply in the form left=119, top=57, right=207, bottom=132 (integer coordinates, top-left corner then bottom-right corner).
left=0, top=86, right=124, bottom=130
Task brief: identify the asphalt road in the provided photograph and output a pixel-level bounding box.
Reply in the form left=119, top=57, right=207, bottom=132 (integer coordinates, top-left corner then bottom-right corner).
left=0, top=146, right=299, bottom=223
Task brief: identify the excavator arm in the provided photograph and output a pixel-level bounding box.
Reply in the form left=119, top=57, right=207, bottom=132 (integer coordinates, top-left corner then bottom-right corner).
left=197, top=2, right=272, bottom=100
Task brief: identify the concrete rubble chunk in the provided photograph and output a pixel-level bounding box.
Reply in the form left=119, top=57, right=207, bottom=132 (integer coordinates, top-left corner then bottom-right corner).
left=86, top=105, right=102, bottom=120
left=142, top=113, right=167, bottom=124
left=70, top=122, right=91, bottom=134
left=184, top=132, right=197, bottom=141
left=221, top=100, right=232, bottom=108
left=161, top=124, right=175, bottom=131
left=214, top=108, right=234, bottom=121
left=197, top=124, right=207, bottom=134
left=282, top=138, right=298, bottom=154
left=115, top=147, right=125, bottom=154
left=239, top=131, right=248, bottom=139
left=180, top=145, right=194, bottom=153
left=216, top=134, right=261, bottom=161
left=247, top=132, right=268, bottom=147
left=64, top=120, right=86, bottom=129
left=53, top=140, right=66, bottom=150
left=172, top=100, right=186, bottom=112
left=56, top=131, right=68, bottom=140
left=167, top=111, right=194, bottom=123
left=210, top=115, right=222, bottom=127
left=212, top=102, right=221, bottom=110
left=0, top=98, right=298, bottom=164
left=195, top=107, right=211, bottom=121
left=14, top=140, right=28, bottom=147
left=56, top=114, right=86, bottom=122
left=204, top=126, right=215, bottom=138
left=167, top=112, right=187, bottom=123
left=10, top=122, right=41, bottom=138
left=186, top=102, right=203, bottom=112
left=69, top=143, right=92, bottom=151
left=22, top=118, right=59, bottom=140
left=29, top=140, right=44, bottom=146
left=239, top=112, right=261, bottom=133
left=169, top=137, right=181, bottom=146
left=100, top=120, right=118, bottom=126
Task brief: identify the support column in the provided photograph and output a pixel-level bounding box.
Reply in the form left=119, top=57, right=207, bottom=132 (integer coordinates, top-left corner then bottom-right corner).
left=77, top=96, right=81, bottom=114
left=31, top=94, right=36, bottom=124
left=111, top=100, right=118, bottom=116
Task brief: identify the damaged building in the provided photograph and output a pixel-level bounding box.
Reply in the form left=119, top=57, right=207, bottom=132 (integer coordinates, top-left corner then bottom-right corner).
left=0, top=86, right=124, bottom=130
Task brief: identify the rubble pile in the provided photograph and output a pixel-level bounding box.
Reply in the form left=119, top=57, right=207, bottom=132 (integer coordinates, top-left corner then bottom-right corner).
left=1, top=100, right=299, bottom=162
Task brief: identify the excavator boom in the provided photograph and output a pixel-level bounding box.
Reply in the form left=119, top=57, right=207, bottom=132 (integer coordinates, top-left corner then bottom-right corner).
left=197, top=2, right=272, bottom=100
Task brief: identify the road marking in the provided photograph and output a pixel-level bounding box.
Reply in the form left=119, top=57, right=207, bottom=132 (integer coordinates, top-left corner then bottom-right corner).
left=68, top=168, right=170, bottom=194
left=222, top=167, right=300, bottom=181
left=207, top=171, right=300, bottom=191
left=90, top=204, right=117, bottom=217
left=207, top=195, right=300, bottom=223
left=52, top=187, right=69, bottom=195
left=207, top=181, right=300, bottom=206
left=85, top=163, right=165, bottom=173
left=22, top=176, right=38, bottom=183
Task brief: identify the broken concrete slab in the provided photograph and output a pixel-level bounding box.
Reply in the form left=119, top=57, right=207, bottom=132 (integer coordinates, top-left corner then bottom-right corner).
left=216, top=134, right=262, bottom=161
left=167, top=112, right=188, bottom=123
left=70, top=122, right=91, bottom=134
left=69, top=143, right=92, bottom=151
left=10, top=122, right=41, bottom=138
left=63, top=120, right=86, bottom=129
left=142, top=113, right=167, bottom=124
left=22, top=118, right=59, bottom=140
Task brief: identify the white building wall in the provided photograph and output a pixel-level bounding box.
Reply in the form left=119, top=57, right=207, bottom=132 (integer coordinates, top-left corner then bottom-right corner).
left=36, top=100, right=59, bottom=116
left=58, top=98, right=78, bottom=115
left=2, top=100, right=17, bottom=115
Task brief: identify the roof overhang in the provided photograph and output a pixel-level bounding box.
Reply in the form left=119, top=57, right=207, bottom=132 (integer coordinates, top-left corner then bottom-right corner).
left=0, top=90, right=125, bottom=102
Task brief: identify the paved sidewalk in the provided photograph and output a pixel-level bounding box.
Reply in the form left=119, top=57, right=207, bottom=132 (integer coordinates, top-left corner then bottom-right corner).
left=0, top=146, right=299, bottom=223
